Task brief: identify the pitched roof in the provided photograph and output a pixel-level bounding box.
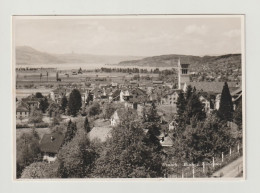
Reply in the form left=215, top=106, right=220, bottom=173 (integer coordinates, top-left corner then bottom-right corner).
left=51, top=88, right=66, bottom=94
left=187, top=82, right=239, bottom=94
left=231, top=87, right=242, bottom=96
left=111, top=89, right=121, bottom=98
left=16, top=105, right=29, bottom=112
left=40, top=133, right=65, bottom=154
left=88, top=127, right=112, bottom=142
left=160, top=136, right=174, bottom=147
left=21, top=95, right=41, bottom=103
left=163, top=89, right=180, bottom=97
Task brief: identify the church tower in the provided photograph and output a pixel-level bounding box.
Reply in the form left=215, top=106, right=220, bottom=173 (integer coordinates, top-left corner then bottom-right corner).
left=178, top=59, right=190, bottom=90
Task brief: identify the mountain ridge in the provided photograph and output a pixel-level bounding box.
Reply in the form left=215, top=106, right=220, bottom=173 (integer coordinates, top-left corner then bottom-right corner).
left=15, top=46, right=241, bottom=71
left=15, top=46, right=145, bottom=65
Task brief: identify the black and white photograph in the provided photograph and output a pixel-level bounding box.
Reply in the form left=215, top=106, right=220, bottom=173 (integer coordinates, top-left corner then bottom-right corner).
left=13, top=15, right=245, bottom=179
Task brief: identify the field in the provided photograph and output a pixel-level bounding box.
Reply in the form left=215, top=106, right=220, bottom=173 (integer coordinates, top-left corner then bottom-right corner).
left=16, top=127, right=51, bottom=139
left=16, top=69, right=160, bottom=92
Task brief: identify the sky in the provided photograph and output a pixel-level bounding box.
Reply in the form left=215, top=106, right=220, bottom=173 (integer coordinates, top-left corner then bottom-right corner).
left=14, top=16, right=243, bottom=56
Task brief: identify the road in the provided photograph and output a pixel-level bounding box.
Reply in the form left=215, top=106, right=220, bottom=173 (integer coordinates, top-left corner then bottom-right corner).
left=212, top=156, right=243, bottom=178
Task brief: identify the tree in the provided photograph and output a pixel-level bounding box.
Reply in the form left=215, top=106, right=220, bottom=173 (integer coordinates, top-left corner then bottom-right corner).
left=186, top=114, right=233, bottom=163
left=218, top=82, right=233, bottom=121
left=185, top=92, right=206, bottom=124
left=102, top=103, right=116, bottom=120
left=35, top=92, right=44, bottom=98
left=47, top=102, right=60, bottom=117
left=64, top=120, right=77, bottom=144
left=57, top=134, right=96, bottom=178
left=28, top=109, right=43, bottom=124
left=60, top=95, right=68, bottom=113
left=92, top=109, right=164, bottom=178
left=56, top=72, right=59, bottom=81
left=16, top=131, right=41, bottom=178
left=39, top=97, right=49, bottom=113
left=68, top=89, right=82, bottom=117
left=185, top=85, right=193, bottom=100
left=21, top=162, right=58, bottom=179
left=176, top=90, right=186, bottom=119
left=52, top=111, right=62, bottom=126
left=233, top=99, right=242, bottom=130
left=88, top=102, right=101, bottom=117
left=142, top=103, right=162, bottom=150
left=176, top=90, right=186, bottom=126
left=84, top=117, right=91, bottom=133
left=172, top=114, right=233, bottom=165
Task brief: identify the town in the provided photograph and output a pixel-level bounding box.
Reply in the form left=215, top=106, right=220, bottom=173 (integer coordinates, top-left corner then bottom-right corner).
left=16, top=59, right=243, bottom=178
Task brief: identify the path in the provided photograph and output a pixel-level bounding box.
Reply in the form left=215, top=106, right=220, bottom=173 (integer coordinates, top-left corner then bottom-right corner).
left=212, top=156, right=243, bottom=178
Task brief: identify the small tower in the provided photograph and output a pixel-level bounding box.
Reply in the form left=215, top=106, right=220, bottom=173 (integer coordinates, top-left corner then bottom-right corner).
left=178, top=59, right=190, bottom=90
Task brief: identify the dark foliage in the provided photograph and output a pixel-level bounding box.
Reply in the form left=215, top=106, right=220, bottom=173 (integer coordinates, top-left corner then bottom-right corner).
left=60, top=95, right=68, bottom=114
left=92, top=109, right=164, bottom=178
left=218, top=82, right=233, bottom=121
left=68, top=89, right=82, bottom=117
left=64, top=120, right=77, bottom=144
left=39, top=97, right=49, bottom=113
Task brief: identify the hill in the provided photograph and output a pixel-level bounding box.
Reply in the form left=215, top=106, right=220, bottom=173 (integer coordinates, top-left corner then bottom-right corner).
left=118, top=54, right=241, bottom=71
left=15, top=46, right=144, bottom=65
left=16, top=46, right=65, bottom=65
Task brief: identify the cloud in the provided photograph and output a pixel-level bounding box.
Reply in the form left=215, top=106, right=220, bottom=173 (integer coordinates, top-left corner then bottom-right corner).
left=223, top=29, right=241, bottom=38
left=184, top=24, right=208, bottom=35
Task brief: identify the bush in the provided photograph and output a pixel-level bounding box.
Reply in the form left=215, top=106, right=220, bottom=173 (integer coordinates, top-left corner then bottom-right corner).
left=34, top=122, right=49, bottom=128
left=16, top=124, right=30, bottom=129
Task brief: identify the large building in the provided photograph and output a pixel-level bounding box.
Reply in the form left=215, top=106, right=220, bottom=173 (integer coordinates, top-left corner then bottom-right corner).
left=178, top=60, right=190, bottom=90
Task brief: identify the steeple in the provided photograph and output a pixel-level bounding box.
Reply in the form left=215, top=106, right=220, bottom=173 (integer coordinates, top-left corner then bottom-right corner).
left=178, top=59, right=190, bottom=90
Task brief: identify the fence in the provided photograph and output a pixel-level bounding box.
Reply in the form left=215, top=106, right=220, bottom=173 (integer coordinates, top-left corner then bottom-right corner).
left=165, top=143, right=243, bottom=178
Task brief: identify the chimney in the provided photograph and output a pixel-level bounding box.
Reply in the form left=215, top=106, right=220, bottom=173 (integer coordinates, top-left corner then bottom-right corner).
left=51, top=136, right=54, bottom=142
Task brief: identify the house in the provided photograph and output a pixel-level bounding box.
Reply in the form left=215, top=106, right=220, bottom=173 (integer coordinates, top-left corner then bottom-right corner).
left=120, top=89, right=131, bottom=102
left=147, top=93, right=159, bottom=104
left=199, top=95, right=211, bottom=114
left=40, top=132, right=65, bottom=163
left=50, top=88, right=67, bottom=103
left=215, top=94, right=221, bottom=110
left=161, top=90, right=179, bottom=105
left=21, top=95, right=40, bottom=112
left=82, top=89, right=93, bottom=104
left=183, top=82, right=240, bottom=94
left=168, top=120, right=178, bottom=131
left=88, top=127, right=113, bottom=142
left=111, top=82, right=118, bottom=88
left=231, top=87, right=242, bottom=110
left=16, top=105, right=29, bottom=119
left=215, top=87, right=242, bottom=110
left=159, top=132, right=174, bottom=147
left=110, top=108, right=125, bottom=126
left=92, top=87, right=104, bottom=102
left=109, top=89, right=121, bottom=102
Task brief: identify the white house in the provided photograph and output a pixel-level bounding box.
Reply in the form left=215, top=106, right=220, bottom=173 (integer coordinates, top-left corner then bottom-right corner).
left=120, top=90, right=130, bottom=102
left=161, top=90, right=179, bottom=105
left=199, top=95, right=211, bottom=114
left=110, top=109, right=121, bottom=126
left=16, top=105, right=29, bottom=119
left=215, top=94, right=221, bottom=110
